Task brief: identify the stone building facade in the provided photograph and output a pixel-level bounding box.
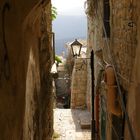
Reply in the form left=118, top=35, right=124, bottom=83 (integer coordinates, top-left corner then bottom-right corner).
left=86, top=0, right=140, bottom=139
left=65, top=40, right=88, bottom=109
left=71, top=58, right=87, bottom=109
left=0, top=0, right=53, bottom=140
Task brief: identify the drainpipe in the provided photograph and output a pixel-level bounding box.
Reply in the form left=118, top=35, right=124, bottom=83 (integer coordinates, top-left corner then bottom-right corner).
left=91, top=50, right=95, bottom=140
left=105, top=65, right=122, bottom=116
left=95, top=93, right=99, bottom=140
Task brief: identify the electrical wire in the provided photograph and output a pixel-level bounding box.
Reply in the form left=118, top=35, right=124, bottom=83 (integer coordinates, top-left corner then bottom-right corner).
left=107, top=113, right=121, bottom=140
left=95, top=1, right=135, bottom=140
left=100, top=97, right=120, bottom=140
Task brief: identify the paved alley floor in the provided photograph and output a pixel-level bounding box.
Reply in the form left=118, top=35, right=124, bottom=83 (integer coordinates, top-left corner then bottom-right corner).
left=53, top=109, right=91, bottom=140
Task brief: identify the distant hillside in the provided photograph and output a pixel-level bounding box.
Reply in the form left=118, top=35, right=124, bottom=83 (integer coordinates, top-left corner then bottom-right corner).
left=53, top=15, right=87, bottom=55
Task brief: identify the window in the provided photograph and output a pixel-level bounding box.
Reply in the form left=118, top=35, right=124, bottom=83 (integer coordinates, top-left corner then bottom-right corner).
left=103, top=0, right=110, bottom=38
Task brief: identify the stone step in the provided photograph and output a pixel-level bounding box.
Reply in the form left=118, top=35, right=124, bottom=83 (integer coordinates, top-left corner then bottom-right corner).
left=79, top=110, right=91, bottom=129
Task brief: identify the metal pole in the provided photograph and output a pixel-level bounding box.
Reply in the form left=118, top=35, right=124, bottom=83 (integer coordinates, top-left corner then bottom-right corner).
left=91, top=50, right=95, bottom=140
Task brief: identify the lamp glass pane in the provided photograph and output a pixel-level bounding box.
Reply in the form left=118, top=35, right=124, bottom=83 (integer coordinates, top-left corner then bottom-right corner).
left=72, top=45, right=81, bottom=56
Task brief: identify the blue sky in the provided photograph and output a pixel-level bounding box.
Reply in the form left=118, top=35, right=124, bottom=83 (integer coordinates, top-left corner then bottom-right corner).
left=52, top=0, right=86, bottom=16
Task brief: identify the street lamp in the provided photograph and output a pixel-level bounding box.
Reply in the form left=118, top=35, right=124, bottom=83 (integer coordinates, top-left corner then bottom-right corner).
left=70, top=39, right=82, bottom=57
left=70, top=40, right=95, bottom=140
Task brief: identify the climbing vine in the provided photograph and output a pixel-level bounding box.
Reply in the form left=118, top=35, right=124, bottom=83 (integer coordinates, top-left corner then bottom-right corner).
left=51, top=6, right=57, bottom=20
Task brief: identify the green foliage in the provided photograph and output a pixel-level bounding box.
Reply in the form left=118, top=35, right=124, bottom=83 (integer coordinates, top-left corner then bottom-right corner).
left=55, top=55, right=62, bottom=64
left=52, top=6, right=57, bottom=20
left=52, top=132, right=60, bottom=139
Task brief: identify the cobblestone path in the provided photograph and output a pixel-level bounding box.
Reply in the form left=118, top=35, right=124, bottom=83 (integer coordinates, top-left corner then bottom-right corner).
left=53, top=109, right=91, bottom=140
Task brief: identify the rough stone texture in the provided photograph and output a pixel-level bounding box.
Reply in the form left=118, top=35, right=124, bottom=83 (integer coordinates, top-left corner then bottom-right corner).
left=0, top=0, right=53, bottom=140
left=87, top=0, right=140, bottom=139
left=86, top=51, right=92, bottom=112
left=110, top=0, right=139, bottom=139
left=79, top=111, right=91, bottom=129
left=124, top=1, right=140, bottom=139
left=85, top=0, right=94, bottom=112
left=71, top=58, right=87, bottom=109
left=111, top=0, right=137, bottom=89
left=86, top=0, right=107, bottom=112
left=38, top=3, right=53, bottom=140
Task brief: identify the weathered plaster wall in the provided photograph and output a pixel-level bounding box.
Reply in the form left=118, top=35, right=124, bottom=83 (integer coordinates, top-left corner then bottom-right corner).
left=86, top=0, right=94, bottom=112
left=111, top=0, right=137, bottom=89
left=124, top=0, right=140, bottom=139
left=0, top=0, right=53, bottom=140
left=110, top=0, right=139, bottom=139
left=38, top=3, right=53, bottom=140
left=87, top=0, right=139, bottom=139
left=86, top=1, right=111, bottom=139
left=23, top=30, right=41, bottom=139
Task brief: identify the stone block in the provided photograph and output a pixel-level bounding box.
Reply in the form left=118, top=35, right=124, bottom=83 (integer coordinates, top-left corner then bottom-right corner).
left=79, top=111, right=91, bottom=129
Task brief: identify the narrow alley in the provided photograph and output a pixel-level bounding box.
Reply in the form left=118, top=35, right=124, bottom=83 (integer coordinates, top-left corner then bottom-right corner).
left=0, top=0, right=140, bottom=140
left=53, top=109, right=91, bottom=140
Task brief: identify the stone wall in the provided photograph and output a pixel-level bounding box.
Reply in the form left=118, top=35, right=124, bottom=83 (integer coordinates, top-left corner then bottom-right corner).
left=38, top=3, right=53, bottom=140
left=110, top=0, right=139, bottom=139
left=87, top=0, right=140, bottom=139
left=124, top=0, right=140, bottom=139
left=71, top=58, right=87, bottom=109
left=110, top=0, right=137, bottom=89
left=86, top=0, right=94, bottom=112
left=0, top=0, right=53, bottom=140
